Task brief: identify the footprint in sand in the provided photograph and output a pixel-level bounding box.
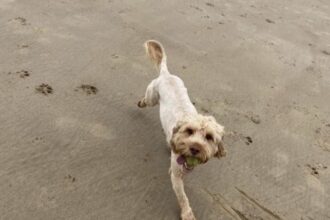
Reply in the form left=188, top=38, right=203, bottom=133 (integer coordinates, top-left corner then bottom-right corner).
left=35, top=83, right=53, bottom=95
left=10, top=17, right=29, bottom=25
left=7, top=70, right=30, bottom=78
left=75, top=84, right=98, bottom=95
left=306, top=163, right=327, bottom=177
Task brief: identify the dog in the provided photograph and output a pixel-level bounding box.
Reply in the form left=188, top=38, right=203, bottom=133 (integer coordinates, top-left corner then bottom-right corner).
left=138, top=40, right=226, bottom=220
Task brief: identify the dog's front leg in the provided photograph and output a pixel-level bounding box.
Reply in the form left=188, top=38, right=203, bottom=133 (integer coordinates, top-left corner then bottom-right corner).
left=170, top=154, right=196, bottom=220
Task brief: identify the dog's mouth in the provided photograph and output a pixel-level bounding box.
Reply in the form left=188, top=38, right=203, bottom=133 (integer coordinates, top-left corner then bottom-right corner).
left=176, top=155, right=201, bottom=171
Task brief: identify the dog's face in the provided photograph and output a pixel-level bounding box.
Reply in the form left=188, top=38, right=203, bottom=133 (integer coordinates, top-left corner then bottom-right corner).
left=170, top=114, right=226, bottom=164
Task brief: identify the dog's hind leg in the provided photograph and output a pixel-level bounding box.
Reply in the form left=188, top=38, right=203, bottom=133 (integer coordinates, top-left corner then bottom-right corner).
left=138, top=79, right=159, bottom=108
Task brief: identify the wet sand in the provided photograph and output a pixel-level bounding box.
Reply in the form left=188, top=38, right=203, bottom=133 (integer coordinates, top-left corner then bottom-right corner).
left=0, top=0, right=330, bottom=219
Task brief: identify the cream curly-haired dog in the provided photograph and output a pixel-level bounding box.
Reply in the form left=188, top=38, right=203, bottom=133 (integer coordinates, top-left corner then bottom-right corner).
left=138, top=40, right=226, bottom=220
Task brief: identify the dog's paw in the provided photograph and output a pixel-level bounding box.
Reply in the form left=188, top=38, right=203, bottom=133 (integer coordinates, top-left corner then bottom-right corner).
left=137, top=99, right=146, bottom=108
left=181, top=209, right=196, bottom=220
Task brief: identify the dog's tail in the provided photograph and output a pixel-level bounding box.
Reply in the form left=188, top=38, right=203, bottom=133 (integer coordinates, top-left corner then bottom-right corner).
left=144, top=40, right=168, bottom=73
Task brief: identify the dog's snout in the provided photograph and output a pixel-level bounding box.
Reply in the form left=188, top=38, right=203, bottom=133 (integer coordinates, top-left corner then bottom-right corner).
left=190, top=147, right=200, bottom=155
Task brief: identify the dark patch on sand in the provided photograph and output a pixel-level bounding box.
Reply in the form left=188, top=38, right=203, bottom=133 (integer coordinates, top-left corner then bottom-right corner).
left=17, top=44, right=29, bottom=48
left=205, top=2, right=215, bottom=7
left=265, top=18, right=275, bottom=23
left=201, top=107, right=210, bottom=113
left=190, top=5, right=203, bottom=12
left=32, top=137, right=45, bottom=144
left=75, top=84, right=98, bottom=95
left=12, top=17, right=29, bottom=25
left=36, top=83, right=53, bottom=95
left=17, top=70, right=30, bottom=78
left=321, top=50, right=330, bottom=56
left=250, top=115, right=261, bottom=124
left=315, top=128, right=321, bottom=134
left=306, top=163, right=327, bottom=177
left=65, top=174, right=76, bottom=183
left=245, top=136, right=253, bottom=145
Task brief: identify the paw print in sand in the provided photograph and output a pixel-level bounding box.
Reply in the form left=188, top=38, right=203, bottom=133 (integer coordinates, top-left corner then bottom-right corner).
left=35, top=83, right=53, bottom=95
left=10, top=17, right=29, bottom=25
left=75, top=84, right=98, bottom=95
left=17, top=70, right=30, bottom=78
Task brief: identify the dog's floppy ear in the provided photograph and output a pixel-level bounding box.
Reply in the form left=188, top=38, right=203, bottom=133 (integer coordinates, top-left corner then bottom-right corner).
left=172, top=124, right=181, bottom=135
left=214, top=123, right=226, bottom=158
left=170, top=125, right=180, bottom=153
left=215, top=139, right=226, bottom=158
left=170, top=120, right=185, bottom=153
left=171, top=118, right=187, bottom=136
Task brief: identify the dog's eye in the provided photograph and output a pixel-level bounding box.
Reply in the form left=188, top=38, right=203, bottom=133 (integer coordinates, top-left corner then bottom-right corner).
left=205, top=134, right=214, bottom=141
left=185, top=128, right=194, bottom=135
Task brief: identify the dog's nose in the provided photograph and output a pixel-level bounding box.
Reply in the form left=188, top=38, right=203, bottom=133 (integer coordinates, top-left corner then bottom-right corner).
left=190, top=147, right=200, bottom=155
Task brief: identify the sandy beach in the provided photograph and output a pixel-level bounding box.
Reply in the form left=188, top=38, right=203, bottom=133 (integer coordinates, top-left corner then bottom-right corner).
left=0, top=0, right=330, bottom=219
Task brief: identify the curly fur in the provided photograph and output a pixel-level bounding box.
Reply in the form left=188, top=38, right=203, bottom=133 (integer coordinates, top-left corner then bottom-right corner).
left=138, top=40, right=226, bottom=220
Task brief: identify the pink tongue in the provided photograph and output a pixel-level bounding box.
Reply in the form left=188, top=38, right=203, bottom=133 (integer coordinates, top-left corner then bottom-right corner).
left=176, top=155, right=185, bottom=165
